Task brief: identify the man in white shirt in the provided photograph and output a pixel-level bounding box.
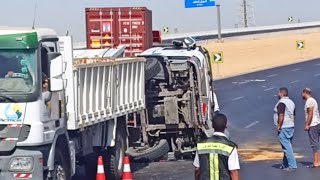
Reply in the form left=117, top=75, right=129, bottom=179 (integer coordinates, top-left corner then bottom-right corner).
left=302, top=88, right=320, bottom=168
left=194, top=113, right=240, bottom=180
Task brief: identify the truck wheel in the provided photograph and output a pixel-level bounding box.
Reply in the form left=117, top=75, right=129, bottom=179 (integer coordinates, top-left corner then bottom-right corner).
left=104, top=129, right=126, bottom=180
left=126, top=139, right=170, bottom=162
left=47, top=148, right=70, bottom=180
left=145, top=58, right=161, bottom=80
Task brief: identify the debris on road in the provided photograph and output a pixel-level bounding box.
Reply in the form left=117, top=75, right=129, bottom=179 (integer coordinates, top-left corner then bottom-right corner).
left=238, top=142, right=303, bottom=162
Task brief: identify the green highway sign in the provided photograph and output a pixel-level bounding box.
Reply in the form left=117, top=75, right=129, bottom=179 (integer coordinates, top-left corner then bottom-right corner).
left=212, top=51, right=223, bottom=63
left=296, top=40, right=305, bottom=50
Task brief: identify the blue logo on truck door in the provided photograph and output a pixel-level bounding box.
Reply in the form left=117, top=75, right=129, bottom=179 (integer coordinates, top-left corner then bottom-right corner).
left=0, top=104, right=22, bottom=122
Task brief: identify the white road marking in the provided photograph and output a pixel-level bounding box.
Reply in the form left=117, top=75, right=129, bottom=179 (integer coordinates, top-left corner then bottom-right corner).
left=232, top=96, right=244, bottom=101
left=267, top=74, right=278, bottom=78
left=291, top=68, right=300, bottom=72
left=315, top=63, right=320, bottom=66
left=314, top=74, right=320, bottom=77
left=245, top=121, right=260, bottom=128
left=290, top=80, right=300, bottom=84
left=238, top=79, right=266, bottom=85
left=264, top=87, right=275, bottom=91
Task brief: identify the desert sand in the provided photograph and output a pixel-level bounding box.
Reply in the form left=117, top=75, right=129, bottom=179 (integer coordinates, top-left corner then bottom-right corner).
left=202, top=28, right=320, bottom=80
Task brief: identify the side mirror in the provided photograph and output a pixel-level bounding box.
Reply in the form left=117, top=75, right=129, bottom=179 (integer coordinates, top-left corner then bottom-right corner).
left=49, top=78, right=64, bottom=92
left=48, top=52, right=61, bottom=61
left=49, top=53, right=64, bottom=92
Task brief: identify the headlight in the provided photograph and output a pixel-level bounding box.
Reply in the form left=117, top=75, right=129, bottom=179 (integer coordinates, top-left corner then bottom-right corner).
left=9, top=157, right=33, bottom=171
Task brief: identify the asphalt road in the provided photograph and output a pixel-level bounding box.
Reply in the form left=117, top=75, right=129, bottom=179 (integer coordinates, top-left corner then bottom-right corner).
left=132, top=59, right=320, bottom=180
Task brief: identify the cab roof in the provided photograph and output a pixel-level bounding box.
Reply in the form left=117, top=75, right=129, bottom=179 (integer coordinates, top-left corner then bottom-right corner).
left=0, top=27, right=57, bottom=40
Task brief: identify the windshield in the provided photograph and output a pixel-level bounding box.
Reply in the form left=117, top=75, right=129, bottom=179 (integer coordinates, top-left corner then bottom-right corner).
left=0, top=49, right=37, bottom=93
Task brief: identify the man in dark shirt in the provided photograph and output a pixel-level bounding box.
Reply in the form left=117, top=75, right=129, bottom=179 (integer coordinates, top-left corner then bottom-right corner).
left=273, top=87, right=297, bottom=171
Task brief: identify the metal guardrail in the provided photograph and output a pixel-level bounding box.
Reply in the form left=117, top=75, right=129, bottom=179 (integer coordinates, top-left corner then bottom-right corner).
left=73, top=21, right=320, bottom=48
left=161, top=21, right=320, bottom=43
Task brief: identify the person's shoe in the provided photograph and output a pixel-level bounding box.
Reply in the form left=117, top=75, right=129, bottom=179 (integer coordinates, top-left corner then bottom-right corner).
left=279, top=165, right=286, bottom=169
left=306, top=164, right=320, bottom=168
left=282, top=168, right=297, bottom=171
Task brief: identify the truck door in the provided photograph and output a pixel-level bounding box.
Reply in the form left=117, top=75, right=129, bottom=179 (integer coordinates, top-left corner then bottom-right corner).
left=199, top=47, right=213, bottom=81
left=191, top=55, right=211, bottom=124
left=40, top=42, right=62, bottom=122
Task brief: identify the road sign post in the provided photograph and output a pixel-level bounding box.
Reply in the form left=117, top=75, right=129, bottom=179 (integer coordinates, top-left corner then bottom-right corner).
left=296, top=40, right=305, bottom=59
left=184, top=0, right=221, bottom=41
left=216, top=4, right=222, bottom=41
left=212, top=51, right=223, bottom=76
left=296, top=40, right=305, bottom=50
left=212, top=51, right=223, bottom=63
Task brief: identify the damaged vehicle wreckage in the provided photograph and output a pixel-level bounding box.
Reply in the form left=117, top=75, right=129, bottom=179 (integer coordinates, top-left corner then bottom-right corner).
left=0, top=27, right=219, bottom=180
left=127, top=37, right=220, bottom=161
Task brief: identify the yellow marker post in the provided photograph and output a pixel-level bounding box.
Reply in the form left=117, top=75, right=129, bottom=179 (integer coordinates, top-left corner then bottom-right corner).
left=212, top=51, right=223, bottom=76
left=296, top=40, right=305, bottom=50
left=296, top=40, right=305, bottom=59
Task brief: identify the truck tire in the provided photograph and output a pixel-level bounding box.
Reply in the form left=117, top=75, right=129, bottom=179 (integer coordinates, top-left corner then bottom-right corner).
left=103, top=128, right=126, bottom=180
left=47, top=148, right=70, bottom=180
left=145, top=58, right=161, bottom=80
left=126, top=139, right=170, bottom=162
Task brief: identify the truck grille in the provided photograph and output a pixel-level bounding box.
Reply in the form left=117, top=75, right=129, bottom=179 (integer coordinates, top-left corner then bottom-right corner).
left=0, top=124, right=30, bottom=152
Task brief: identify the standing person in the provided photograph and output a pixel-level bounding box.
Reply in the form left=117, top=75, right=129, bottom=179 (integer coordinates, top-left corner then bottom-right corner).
left=274, top=87, right=297, bottom=171
left=42, top=73, right=49, bottom=92
left=301, top=88, right=320, bottom=168
left=194, top=113, right=240, bottom=180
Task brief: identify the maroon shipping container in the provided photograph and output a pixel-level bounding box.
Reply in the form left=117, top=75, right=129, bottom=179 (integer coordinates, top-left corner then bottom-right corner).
left=152, top=30, right=162, bottom=45
left=85, top=7, right=153, bottom=57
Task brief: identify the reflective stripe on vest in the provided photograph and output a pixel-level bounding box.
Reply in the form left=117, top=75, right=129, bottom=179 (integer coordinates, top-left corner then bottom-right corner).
left=197, top=142, right=234, bottom=156
left=209, top=153, right=220, bottom=180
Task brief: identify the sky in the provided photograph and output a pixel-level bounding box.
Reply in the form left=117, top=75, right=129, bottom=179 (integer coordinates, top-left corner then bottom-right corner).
left=1, top=0, right=320, bottom=42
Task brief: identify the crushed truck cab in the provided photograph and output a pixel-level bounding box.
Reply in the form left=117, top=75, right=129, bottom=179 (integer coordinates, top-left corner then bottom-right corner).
left=126, top=37, right=219, bottom=160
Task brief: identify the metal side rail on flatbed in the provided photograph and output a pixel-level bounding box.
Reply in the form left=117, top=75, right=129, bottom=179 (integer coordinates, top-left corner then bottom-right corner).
left=59, top=36, right=146, bottom=130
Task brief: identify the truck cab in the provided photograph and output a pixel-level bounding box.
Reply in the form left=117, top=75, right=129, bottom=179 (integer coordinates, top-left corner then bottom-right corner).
left=0, top=28, right=69, bottom=179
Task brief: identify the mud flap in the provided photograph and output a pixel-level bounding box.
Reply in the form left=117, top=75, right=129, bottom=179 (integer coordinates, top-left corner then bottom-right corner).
left=106, top=119, right=117, bottom=148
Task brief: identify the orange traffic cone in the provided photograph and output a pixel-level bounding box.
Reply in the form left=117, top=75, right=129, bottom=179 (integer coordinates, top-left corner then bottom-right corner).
left=122, top=156, right=132, bottom=180
left=96, top=156, right=106, bottom=180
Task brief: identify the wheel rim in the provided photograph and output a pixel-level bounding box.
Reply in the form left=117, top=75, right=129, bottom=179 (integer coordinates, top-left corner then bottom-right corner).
left=55, top=165, right=66, bottom=180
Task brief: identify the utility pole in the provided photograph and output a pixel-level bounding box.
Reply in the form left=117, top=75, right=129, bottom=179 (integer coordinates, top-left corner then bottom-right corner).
left=216, top=4, right=222, bottom=41
left=243, top=0, right=248, bottom=27
left=238, top=0, right=255, bottom=28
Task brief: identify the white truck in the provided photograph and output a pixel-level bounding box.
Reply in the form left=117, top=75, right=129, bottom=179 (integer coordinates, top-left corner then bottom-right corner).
left=0, top=28, right=220, bottom=180
left=0, top=28, right=145, bottom=180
